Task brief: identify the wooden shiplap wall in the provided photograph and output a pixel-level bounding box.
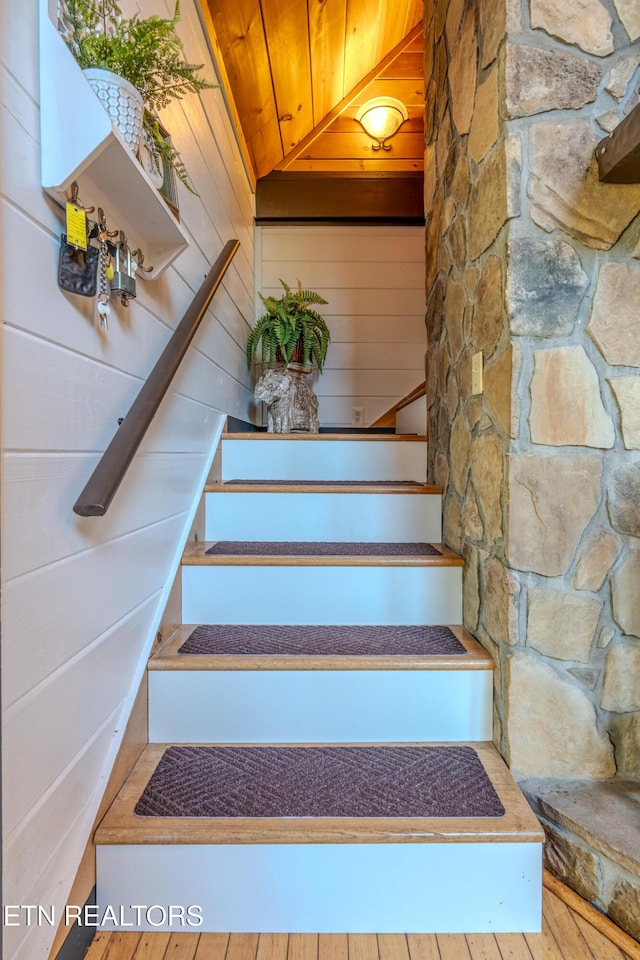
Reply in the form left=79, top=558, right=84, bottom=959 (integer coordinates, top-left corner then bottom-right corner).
left=0, top=2, right=256, bottom=957
left=256, top=225, right=426, bottom=427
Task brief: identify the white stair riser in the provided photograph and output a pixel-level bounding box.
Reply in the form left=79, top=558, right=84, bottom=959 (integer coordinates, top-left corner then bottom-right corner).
left=221, top=439, right=427, bottom=482
left=148, top=670, right=493, bottom=743
left=205, top=492, right=442, bottom=542
left=182, top=565, right=463, bottom=625
left=97, top=842, right=542, bottom=933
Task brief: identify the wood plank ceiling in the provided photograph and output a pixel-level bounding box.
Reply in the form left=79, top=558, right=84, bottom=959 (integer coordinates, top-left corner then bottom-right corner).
left=203, top=0, right=425, bottom=180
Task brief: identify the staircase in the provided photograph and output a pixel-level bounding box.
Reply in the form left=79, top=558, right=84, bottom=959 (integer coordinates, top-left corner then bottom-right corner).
left=95, top=432, right=543, bottom=934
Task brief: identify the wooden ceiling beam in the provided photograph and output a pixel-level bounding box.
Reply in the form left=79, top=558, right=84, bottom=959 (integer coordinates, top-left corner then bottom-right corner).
left=345, top=0, right=383, bottom=92
left=349, top=77, right=425, bottom=106
left=403, top=0, right=425, bottom=36
left=261, top=0, right=315, bottom=153
left=380, top=50, right=424, bottom=79
left=287, top=159, right=423, bottom=171
left=330, top=113, right=423, bottom=133
left=205, top=0, right=283, bottom=179
left=309, top=0, right=348, bottom=127
left=297, top=131, right=426, bottom=161
left=275, top=23, right=424, bottom=172
left=197, top=0, right=257, bottom=188
left=375, top=0, right=412, bottom=64
left=255, top=171, right=425, bottom=221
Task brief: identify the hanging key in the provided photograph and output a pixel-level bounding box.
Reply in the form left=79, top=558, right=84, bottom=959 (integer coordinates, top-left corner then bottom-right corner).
left=96, top=215, right=111, bottom=330
left=97, top=297, right=111, bottom=329
left=97, top=240, right=111, bottom=331
left=111, top=232, right=137, bottom=307
left=95, top=208, right=118, bottom=330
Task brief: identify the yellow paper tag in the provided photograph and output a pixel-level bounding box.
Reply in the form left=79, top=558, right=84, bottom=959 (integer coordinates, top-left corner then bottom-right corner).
left=66, top=203, right=87, bottom=250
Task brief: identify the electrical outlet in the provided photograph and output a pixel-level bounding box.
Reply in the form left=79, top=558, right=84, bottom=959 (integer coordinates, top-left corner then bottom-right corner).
left=471, top=351, right=483, bottom=395
left=352, top=406, right=365, bottom=426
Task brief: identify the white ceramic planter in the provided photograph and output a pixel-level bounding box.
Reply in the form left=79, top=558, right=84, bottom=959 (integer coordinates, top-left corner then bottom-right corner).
left=84, top=67, right=144, bottom=152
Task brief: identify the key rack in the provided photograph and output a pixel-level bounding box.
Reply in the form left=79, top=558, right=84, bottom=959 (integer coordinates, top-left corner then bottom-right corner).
left=39, top=0, right=189, bottom=280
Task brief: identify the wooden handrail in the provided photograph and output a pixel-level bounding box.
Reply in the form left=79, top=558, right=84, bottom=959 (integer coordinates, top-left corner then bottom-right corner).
left=73, top=239, right=240, bottom=517
left=371, top=380, right=426, bottom=428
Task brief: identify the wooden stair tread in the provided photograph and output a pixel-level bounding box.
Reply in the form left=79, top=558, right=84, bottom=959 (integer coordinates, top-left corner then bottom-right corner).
left=223, top=433, right=427, bottom=442
left=150, top=625, right=494, bottom=672
left=183, top=542, right=464, bottom=568
left=206, top=481, right=442, bottom=494
left=95, top=742, right=543, bottom=846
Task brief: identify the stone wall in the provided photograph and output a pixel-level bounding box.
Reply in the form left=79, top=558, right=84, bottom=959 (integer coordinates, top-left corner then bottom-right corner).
left=425, top=0, right=640, bottom=779
left=425, top=0, right=517, bottom=757
left=425, top=0, right=640, bottom=936
left=522, top=777, right=640, bottom=940
left=503, top=0, right=640, bottom=784
left=502, top=5, right=640, bottom=931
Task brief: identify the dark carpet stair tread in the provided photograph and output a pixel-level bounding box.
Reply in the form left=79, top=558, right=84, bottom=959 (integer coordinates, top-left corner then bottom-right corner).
left=204, top=541, right=442, bottom=558
left=97, top=744, right=545, bottom=843
left=177, top=624, right=466, bottom=657
left=134, top=744, right=505, bottom=820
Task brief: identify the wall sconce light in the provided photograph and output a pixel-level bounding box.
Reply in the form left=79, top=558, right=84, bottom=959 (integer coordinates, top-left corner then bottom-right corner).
left=355, top=97, right=408, bottom=151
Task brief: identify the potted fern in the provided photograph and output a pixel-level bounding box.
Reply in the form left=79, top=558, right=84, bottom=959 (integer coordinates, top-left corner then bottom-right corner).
left=247, top=279, right=330, bottom=371
left=247, top=280, right=331, bottom=433
left=59, top=0, right=215, bottom=193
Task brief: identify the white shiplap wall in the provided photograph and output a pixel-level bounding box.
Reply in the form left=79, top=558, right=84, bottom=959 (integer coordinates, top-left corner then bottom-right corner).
left=0, top=1, right=256, bottom=957
left=256, top=224, right=426, bottom=427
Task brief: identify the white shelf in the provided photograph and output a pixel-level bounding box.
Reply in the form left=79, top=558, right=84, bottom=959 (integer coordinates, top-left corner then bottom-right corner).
left=39, top=1, right=189, bottom=279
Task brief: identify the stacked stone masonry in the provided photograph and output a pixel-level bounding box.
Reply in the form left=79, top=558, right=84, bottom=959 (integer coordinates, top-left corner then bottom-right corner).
left=522, top=778, right=640, bottom=942
left=424, top=0, right=640, bottom=938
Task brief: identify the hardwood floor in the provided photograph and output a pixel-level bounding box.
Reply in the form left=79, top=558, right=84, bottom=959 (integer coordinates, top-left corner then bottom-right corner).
left=83, top=876, right=640, bottom=960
